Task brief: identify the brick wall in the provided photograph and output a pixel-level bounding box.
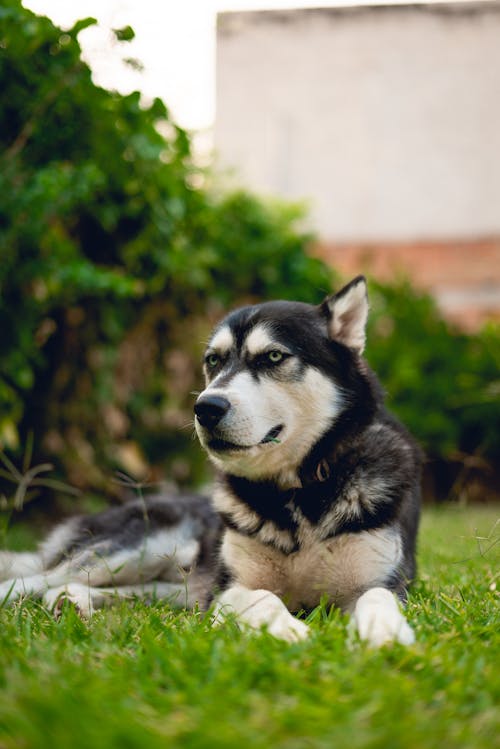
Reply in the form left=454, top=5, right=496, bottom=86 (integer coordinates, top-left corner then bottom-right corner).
left=315, top=238, right=500, bottom=331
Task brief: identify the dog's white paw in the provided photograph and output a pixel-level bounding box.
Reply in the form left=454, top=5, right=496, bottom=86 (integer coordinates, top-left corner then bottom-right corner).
left=354, top=587, right=415, bottom=647
left=214, top=585, right=310, bottom=642
left=266, top=611, right=310, bottom=643
left=44, top=583, right=95, bottom=619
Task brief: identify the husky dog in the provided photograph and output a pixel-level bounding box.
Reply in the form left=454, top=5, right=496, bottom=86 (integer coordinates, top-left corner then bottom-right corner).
left=194, top=275, right=421, bottom=645
left=0, top=277, right=420, bottom=646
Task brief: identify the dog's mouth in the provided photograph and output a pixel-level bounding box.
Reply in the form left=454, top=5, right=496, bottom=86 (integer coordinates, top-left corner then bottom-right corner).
left=207, top=424, right=284, bottom=453
left=260, top=425, right=283, bottom=444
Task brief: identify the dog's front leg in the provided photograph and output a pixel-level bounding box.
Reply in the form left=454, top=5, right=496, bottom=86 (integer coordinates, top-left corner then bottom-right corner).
left=213, top=584, right=310, bottom=643
left=351, top=587, right=415, bottom=647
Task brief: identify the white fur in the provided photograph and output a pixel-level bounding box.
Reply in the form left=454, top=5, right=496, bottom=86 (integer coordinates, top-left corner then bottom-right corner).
left=214, top=485, right=262, bottom=532
left=44, top=582, right=97, bottom=617
left=213, top=584, right=310, bottom=642
left=354, top=587, right=415, bottom=646
left=0, top=551, right=43, bottom=580
left=243, top=325, right=275, bottom=356
left=0, top=573, right=52, bottom=603
left=38, top=517, right=81, bottom=564
left=208, top=325, right=234, bottom=355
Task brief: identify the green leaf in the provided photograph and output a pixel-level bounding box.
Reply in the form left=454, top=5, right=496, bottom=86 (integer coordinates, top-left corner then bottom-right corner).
left=112, top=25, right=135, bottom=42
left=69, top=17, right=97, bottom=36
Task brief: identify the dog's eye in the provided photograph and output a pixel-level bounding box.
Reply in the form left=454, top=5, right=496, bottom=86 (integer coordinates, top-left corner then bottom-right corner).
left=268, top=350, right=284, bottom=364
left=205, top=353, right=220, bottom=368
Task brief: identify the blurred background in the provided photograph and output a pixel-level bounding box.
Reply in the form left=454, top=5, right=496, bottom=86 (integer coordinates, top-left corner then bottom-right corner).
left=0, top=0, right=499, bottom=532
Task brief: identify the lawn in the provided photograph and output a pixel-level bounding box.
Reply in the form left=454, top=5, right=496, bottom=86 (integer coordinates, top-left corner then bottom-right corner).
left=0, top=505, right=498, bottom=749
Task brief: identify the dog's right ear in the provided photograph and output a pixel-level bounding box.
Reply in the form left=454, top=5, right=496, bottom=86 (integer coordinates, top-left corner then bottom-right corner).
left=320, top=276, right=368, bottom=355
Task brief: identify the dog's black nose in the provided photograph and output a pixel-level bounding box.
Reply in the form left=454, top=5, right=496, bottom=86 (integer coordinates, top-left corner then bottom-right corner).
left=194, top=395, right=231, bottom=429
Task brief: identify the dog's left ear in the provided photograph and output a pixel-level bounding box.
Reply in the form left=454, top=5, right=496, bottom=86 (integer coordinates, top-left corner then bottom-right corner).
left=320, top=275, right=369, bottom=355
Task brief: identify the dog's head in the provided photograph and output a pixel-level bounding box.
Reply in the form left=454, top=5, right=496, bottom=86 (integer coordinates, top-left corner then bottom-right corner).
left=194, top=276, right=371, bottom=484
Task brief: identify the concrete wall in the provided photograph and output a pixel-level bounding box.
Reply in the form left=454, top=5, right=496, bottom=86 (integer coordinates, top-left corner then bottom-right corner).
left=215, top=3, right=500, bottom=242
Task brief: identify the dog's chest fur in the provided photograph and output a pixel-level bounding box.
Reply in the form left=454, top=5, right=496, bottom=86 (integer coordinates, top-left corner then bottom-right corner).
left=220, top=525, right=402, bottom=612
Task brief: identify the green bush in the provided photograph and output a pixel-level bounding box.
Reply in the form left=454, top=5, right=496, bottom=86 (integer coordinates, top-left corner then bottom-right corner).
left=0, top=0, right=331, bottom=498
left=367, top=281, right=499, bottom=466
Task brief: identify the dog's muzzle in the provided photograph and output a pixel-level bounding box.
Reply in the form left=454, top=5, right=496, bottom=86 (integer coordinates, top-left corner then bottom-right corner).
left=194, top=394, right=283, bottom=452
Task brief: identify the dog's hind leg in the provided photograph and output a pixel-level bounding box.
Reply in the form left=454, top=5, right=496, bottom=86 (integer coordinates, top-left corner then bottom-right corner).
left=43, top=580, right=199, bottom=618
left=0, top=551, right=44, bottom=581
left=0, top=572, right=55, bottom=605
left=0, top=549, right=198, bottom=609
left=0, top=516, right=80, bottom=586
left=0, top=557, right=85, bottom=605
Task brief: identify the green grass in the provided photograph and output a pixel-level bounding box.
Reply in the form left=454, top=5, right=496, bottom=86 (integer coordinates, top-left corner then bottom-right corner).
left=0, top=505, right=498, bottom=749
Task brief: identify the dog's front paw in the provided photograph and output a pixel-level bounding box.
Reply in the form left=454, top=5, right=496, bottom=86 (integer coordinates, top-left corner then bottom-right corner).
left=238, top=591, right=310, bottom=642
left=354, top=587, right=415, bottom=647
left=213, top=585, right=310, bottom=642
left=267, top=611, right=310, bottom=643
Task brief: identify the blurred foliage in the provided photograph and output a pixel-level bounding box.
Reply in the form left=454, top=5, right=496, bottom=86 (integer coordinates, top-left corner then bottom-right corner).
left=0, top=0, right=331, bottom=500
left=366, top=282, right=499, bottom=469
left=0, top=0, right=498, bottom=509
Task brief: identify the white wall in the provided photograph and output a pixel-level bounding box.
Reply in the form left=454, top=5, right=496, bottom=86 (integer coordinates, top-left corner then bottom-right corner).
left=215, top=3, right=500, bottom=242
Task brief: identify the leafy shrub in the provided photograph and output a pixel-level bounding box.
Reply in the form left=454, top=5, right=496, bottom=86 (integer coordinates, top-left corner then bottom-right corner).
left=0, top=0, right=331, bottom=498
left=367, top=281, right=499, bottom=468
